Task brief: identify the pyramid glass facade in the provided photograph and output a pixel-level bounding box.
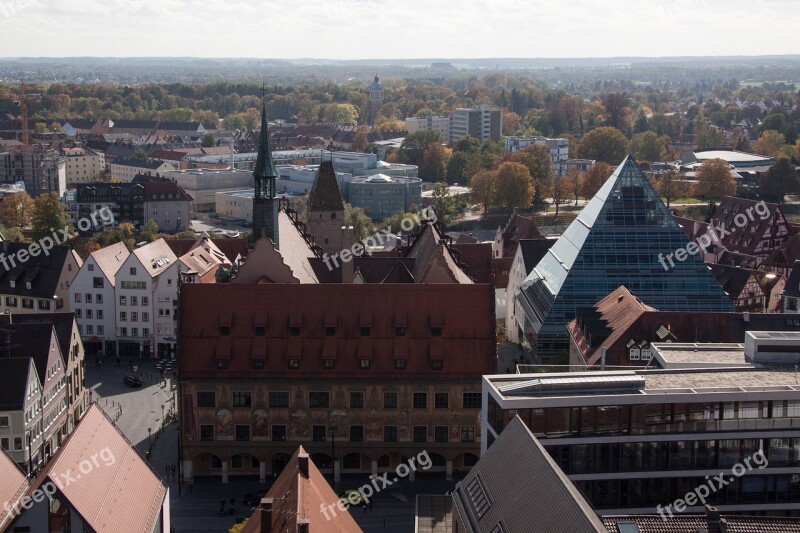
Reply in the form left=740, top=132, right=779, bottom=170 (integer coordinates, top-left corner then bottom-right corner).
left=515, top=156, right=734, bottom=359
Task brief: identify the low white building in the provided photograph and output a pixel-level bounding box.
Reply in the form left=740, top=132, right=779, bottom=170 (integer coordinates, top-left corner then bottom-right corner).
left=62, top=146, right=105, bottom=186
left=110, top=157, right=176, bottom=182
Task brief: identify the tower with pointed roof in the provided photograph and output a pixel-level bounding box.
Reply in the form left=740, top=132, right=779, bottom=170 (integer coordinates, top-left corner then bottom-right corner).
left=252, top=103, right=279, bottom=247
left=368, top=74, right=384, bottom=124
left=306, top=157, right=351, bottom=255
left=515, top=155, right=734, bottom=360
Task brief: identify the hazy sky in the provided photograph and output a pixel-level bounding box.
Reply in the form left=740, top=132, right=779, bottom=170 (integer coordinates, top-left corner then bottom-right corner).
left=1, top=0, right=798, bottom=59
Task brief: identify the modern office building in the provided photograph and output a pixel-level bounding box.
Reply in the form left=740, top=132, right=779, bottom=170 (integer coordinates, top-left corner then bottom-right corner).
left=450, top=106, right=502, bottom=144
left=484, top=332, right=800, bottom=515
left=348, top=174, right=422, bottom=220
left=406, top=114, right=451, bottom=142
left=515, top=156, right=734, bottom=360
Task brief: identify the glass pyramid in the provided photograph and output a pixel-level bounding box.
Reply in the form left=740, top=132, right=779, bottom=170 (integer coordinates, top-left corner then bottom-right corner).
left=515, top=156, right=734, bottom=359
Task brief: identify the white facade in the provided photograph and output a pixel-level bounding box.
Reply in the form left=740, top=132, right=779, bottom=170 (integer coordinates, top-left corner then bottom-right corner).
left=405, top=115, right=451, bottom=142
left=110, top=160, right=176, bottom=182
left=68, top=242, right=128, bottom=356
left=63, top=147, right=105, bottom=186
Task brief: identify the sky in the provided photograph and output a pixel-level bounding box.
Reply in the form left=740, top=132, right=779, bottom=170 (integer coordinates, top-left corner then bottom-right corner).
left=1, top=0, right=799, bottom=59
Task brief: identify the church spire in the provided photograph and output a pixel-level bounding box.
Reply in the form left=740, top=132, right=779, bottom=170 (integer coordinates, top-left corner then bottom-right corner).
left=253, top=103, right=277, bottom=183
left=252, top=95, right=279, bottom=247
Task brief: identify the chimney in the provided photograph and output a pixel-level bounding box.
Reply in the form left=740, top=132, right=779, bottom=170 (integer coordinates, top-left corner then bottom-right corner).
left=259, top=497, right=273, bottom=533
left=705, top=504, right=720, bottom=525
left=298, top=451, right=309, bottom=478
left=297, top=519, right=310, bottom=533
left=600, top=347, right=607, bottom=370
left=743, top=312, right=750, bottom=323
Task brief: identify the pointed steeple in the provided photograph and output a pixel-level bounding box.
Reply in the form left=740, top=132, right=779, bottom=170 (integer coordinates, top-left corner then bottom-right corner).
left=253, top=104, right=277, bottom=181
left=308, top=160, right=344, bottom=212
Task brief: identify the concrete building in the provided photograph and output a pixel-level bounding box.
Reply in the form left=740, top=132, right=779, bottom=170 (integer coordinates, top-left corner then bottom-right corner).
left=484, top=332, right=800, bottom=514
left=61, top=146, right=105, bottom=186
left=115, top=239, right=179, bottom=358
left=69, top=242, right=129, bottom=357
left=450, top=105, right=502, bottom=144
left=0, top=148, right=66, bottom=197
left=141, top=177, right=193, bottom=231
left=348, top=174, right=422, bottom=220
left=505, top=135, right=569, bottom=159
left=164, top=168, right=254, bottom=212
left=405, top=114, right=450, bottom=142
left=0, top=243, right=82, bottom=316
left=109, top=157, right=176, bottom=182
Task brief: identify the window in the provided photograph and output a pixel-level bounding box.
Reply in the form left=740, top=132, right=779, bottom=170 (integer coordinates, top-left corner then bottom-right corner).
left=254, top=326, right=265, bottom=336
left=384, top=392, right=398, bottom=409
left=217, top=359, right=229, bottom=369
left=350, top=425, right=364, bottom=442
left=0, top=416, right=8, bottom=427
left=272, top=425, right=287, bottom=441
left=130, top=267, right=137, bottom=275
left=85, top=293, right=92, bottom=303
left=269, top=391, right=289, bottom=408
left=289, top=326, right=300, bottom=336
left=119, top=296, right=126, bottom=306
left=434, top=393, right=449, bottom=409
left=395, top=326, right=406, bottom=336
left=92, top=276, right=104, bottom=288
left=360, top=327, right=371, bottom=337
left=413, top=426, right=427, bottom=443
left=97, top=310, right=103, bottom=319
left=431, top=327, right=442, bottom=337
left=119, top=312, right=127, bottom=321
left=629, top=348, right=640, bottom=361
left=197, top=391, right=216, bottom=407
left=235, top=425, right=250, bottom=441
left=142, top=296, right=149, bottom=306
left=86, top=325, right=93, bottom=335
left=141, top=312, right=148, bottom=321
left=141, top=328, right=148, bottom=336
left=395, top=359, right=406, bottom=370
left=220, top=326, right=230, bottom=336
left=88, top=264, right=94, bottom=271
left=288, top=359, right=299, bottom=369
left=37, top=299, right=51, bottom=310
left=309, top=392, right=329, bottom=408
left=74, top=293, right=81, bottom=303
left=200, top=424, right=214, bottom=441
left=413, top=392, right=427, bottom=409
left=13, top=437, right=23, bottom=451
left=461, top=425, right=475, bottom=442
left=463, top=392, right=481, bottom=409
left=233, top=391, right=252, bottom=407
left=359, top=359, right=371, bottom=370
left=120, top=327, right=127, bottom=337
left=96, top=294, right=103, bottom=304
left=323, top=359, right=335, bottom=369
left=251, top=359, right=264, bottom=369
left=131, top=312, right=138, bottom=322
left=312, top=425, right=326, bottom=442
left=75, top=309, right=82, bottom=319
left=384, top=426, right=398, bottom=442
left=435, top=426, right=448, bottom=443
left=131, top=296, right=138, bottom=306
left=431, top=359, right=443, bottom=371
left=97, top=325, right=104, bottom=335
left=22, top=299, right=33, bottom=309
left=350, top=391, right=364, bottom=409
left=0, top=438, right=8, bottom=451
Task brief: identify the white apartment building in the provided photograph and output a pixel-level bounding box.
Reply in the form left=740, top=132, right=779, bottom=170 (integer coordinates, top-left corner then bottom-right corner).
left=62, top=146, right=105, bottom=186
left=109, top=157, right=176, bottom=182
left=450, top=105, right=502, bottom=144
left=115, top=239, right=179, bottom=358
left=505, top=136, right=569, bottom=160
left=69, top=242, right=129, bottom=357
left=405, top=114, right=451, bottom=142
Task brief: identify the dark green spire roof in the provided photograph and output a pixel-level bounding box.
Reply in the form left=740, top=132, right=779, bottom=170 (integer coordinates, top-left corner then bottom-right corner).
left=253, top=104, right=277, bottom=179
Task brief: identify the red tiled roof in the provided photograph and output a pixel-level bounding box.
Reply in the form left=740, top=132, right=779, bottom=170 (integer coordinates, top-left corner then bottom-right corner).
left=0, top=449, right=28, bottom=530
left=453, top=242, right=493, bottom=283
left=500, top=213, right=543, bottom=257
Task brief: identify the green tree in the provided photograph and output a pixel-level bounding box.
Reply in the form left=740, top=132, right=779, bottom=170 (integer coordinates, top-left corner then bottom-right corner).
left=201, top=132, right=215, bottom=147
left=577, top=127, right=628, bottom=165
left=33, top=122, right=47, bottom=134
left=695, top=158, right=736, bottom=200
left=399, top=131, right=441, bottom=166
left=759, top=157, right=799, bottom=203
left=431, top=182, right=459, bottom=226
left=580, top=162, right=614, bottom=199
left=469, top=169, right=497, bottom=215
left=419, top=144, right=451, bottom=182
left=0, top=225, right=25, bottom=243
left=652, top=171, right=694, bottom=209
left=629, top=131, right=666, bottom=163
left=133, top=148, right=148, bottom=159
left=141, top=219, right=159, bottom=242
left=0, top=191, right=34, bottom=229
left=344, top=204, right=372, bottom=242
left=325, top=103, right=359, bottom=124
left=31, top=192, right=68, bottom=241
left=91, top=222, right=136, bottom=250
left=509, top=143, right=552, bottom=204
left=493, top=162, right=534, bottom=211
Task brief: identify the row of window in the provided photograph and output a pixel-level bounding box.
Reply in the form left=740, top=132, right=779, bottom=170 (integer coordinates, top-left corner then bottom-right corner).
left=218, top=357, right=445, bottom=371
left=119, top=311, right=150, bottom=322
left=199, top=423, right=476, bottom=443
left=198, top=390, right=482, bottom=410
left=75, top=309, right=103, bottom=319
left=74, top=293, right=104, bottom=304
left=222, top=325, right=441, bottom=337
left=0, top=436, right=24, bottom=452
left=4, top=297, right=62, bottom=310
left=119, top=295, right=149, bottom=305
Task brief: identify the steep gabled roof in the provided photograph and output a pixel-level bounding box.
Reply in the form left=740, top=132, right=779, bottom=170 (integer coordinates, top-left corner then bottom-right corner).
left=308, top=160, right=344, bottom=211
left=9, top=313, right=79, bottom=366
left=0, top=447, right=28, bottom=530
left=786, top=260, right=800, bottom=298
left=130, top=239, right=178, bottom=278
left=0, top=244, right=78, bottom=298
left=708, top=263, right=761, bottom=299
left=0, top=358, right=34, bottom=411
left=89, top=241, right=130, bottom=286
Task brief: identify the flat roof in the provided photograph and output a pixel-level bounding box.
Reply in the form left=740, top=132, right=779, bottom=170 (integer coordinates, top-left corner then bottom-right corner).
left=694, top=150, right=773, bottom=163
left=651, top=342, right=752, bottom=368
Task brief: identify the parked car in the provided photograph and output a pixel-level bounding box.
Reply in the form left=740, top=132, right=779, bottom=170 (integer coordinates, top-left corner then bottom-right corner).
left=123, top=375, right=143, bottom=388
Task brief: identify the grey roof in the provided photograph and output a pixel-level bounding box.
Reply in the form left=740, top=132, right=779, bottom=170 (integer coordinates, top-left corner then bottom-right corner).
left=518, top=239, right=554, bottom=270
left=0, top=244, right=73, bottom=299
left=307, top=160, right=344, bottom=211
left=112, top=157, right=167, bottom=170
left=368, top=74, right=384, bottom=91
left=9, top=313, right=77, bottom=366
left=0, top=358, right=33, bottom=410
left=786, top=260, right=800, bottom=298
left=451, top=415, right=606, bottom=533
left=253, top=105, right=278, bottom=179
